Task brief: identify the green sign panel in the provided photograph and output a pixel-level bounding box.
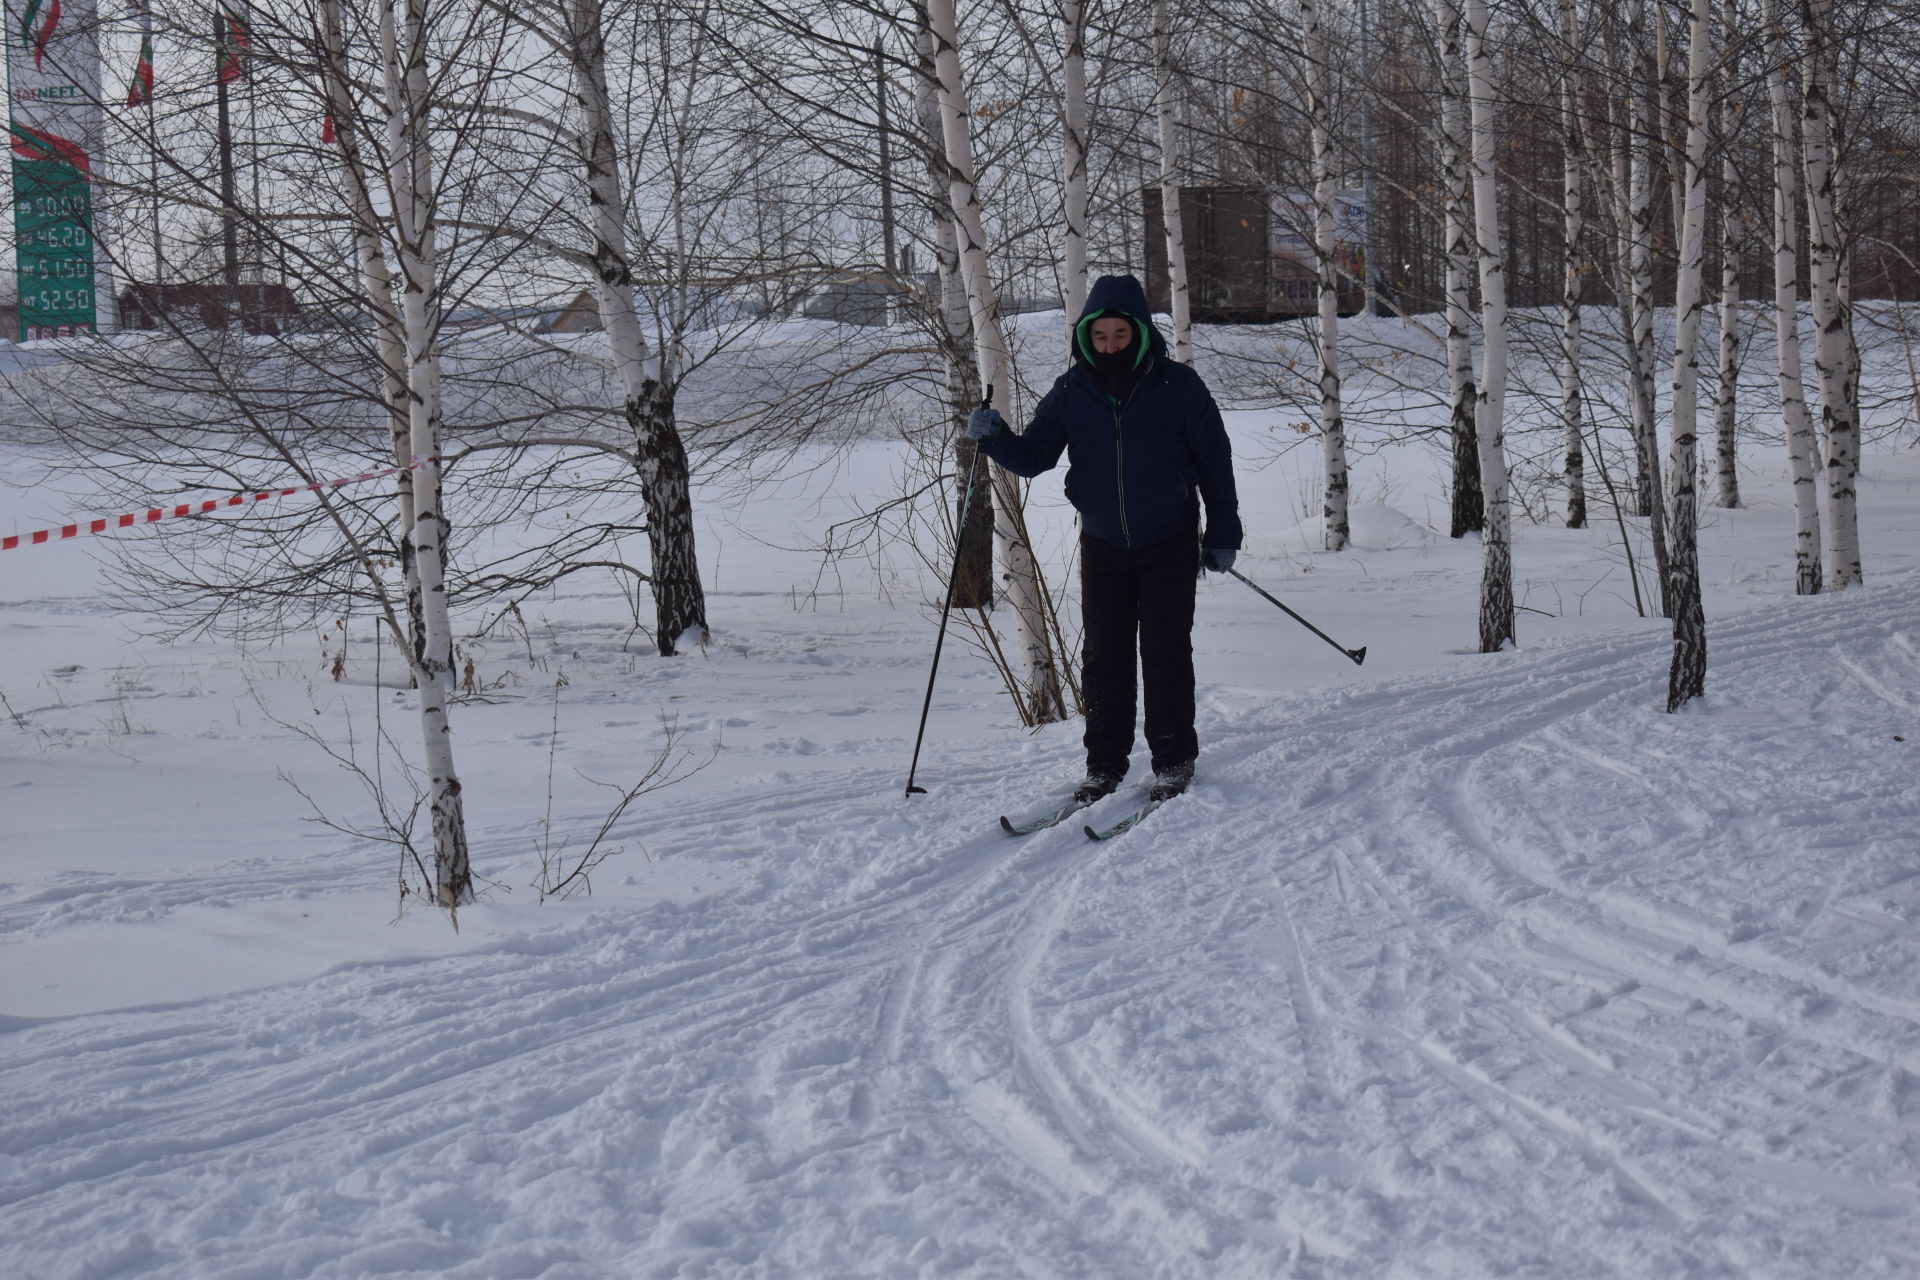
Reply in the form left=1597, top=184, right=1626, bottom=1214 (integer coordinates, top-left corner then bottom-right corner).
left=12, top=142, right=96, bottom=338
left=6, top=0, right=105, bottom=341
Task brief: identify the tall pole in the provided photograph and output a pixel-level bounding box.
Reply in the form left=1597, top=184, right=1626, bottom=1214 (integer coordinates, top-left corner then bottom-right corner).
left=1360, top=0, right=1377, bottom=316
left=133, top=0, right=162, bottom=299
left=248, top=25, right=267, bottom=315
left=148, top=89, right=161, bottom=295
left=875, top=37, right=897, bottom=278
left=214, top=14, right=238, bottom=327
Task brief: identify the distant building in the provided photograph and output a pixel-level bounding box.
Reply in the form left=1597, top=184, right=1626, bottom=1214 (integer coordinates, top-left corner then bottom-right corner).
left=441, top=290, right=610, bottom=336
left=546, top=288, right=603, bottom=334
left=118, top=282, right=300, bottom=335
left=1143, top=184, right=1366, bottom=323
left=797, top=273, right=896, bottom=326
left=441, top=302, right=563, bottom=333
left=442, top=287, right=764, bottom=338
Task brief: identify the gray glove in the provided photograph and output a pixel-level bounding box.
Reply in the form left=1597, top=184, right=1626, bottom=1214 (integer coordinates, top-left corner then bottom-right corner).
left=1201, top=547, right=1236, bottom=574
left=965, top=406, right=1006, bottom=440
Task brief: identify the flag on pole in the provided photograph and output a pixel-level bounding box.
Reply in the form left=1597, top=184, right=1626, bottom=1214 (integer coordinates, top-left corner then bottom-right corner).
left=20, top=0, right=60, bottom=70
left=217, top=2, right=248, bottom=83
left=125, top=0, right=154, bottom=105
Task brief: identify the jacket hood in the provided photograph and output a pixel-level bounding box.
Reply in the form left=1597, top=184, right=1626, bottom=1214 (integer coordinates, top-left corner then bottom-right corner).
left=1072, top=273, right=1162, bottom=370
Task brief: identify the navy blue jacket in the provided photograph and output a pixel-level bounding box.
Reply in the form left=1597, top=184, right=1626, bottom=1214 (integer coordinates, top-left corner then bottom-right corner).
left=978, top=274, right=1242, bottom=553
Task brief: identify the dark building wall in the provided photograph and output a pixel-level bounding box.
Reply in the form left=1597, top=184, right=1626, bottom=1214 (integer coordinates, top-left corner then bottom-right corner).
left=1143, top=184, right=1364, bottom=323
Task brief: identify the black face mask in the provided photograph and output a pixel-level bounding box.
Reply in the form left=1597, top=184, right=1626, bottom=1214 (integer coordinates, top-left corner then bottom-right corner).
left=1092, top=343, right=1136, bottom=376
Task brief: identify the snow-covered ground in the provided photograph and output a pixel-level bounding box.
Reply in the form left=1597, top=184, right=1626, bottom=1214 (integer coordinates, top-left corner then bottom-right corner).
left=3, top=318, right=1919, bottom=1277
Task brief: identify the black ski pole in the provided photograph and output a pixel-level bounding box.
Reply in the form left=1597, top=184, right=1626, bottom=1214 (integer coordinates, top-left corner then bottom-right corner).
left=1225, top=566, right=1367, bottom=665
left=904, top=387, right=992, bottom=796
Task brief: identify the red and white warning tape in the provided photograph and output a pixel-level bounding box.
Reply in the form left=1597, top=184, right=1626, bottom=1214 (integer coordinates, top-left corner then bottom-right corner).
left=1, top=457, right=437, bottom=552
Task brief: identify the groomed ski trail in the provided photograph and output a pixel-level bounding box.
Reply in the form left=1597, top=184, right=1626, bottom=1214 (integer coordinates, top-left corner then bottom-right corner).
left=3, top=577, right=1918, bottom=1277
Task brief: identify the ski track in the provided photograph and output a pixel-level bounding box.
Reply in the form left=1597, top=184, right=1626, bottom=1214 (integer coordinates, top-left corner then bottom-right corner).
left=4, top=580, right=1919, bottom=1276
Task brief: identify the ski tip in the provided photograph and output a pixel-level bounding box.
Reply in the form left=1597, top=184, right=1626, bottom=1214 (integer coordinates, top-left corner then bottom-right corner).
left=1350, top=646, right=1367, bottom=666
left=905, top=785, right=929, bottom=797
left=1083, top=824, right=1102, bottom=841
left=999, top=816, right=1019, bottom=834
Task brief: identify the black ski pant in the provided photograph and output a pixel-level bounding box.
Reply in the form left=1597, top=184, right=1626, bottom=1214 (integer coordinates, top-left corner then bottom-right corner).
left=1079, top=529, right=1199, bottom=779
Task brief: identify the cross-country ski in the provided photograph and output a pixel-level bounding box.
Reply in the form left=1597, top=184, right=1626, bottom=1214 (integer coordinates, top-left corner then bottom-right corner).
left=1084, top=798, right=1165, bottom=841
left=999, top=798, right=1094, bottom=835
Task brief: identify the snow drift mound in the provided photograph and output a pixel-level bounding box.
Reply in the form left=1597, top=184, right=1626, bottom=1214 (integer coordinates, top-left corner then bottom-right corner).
left=1275, top=501, right=1437, bottom=551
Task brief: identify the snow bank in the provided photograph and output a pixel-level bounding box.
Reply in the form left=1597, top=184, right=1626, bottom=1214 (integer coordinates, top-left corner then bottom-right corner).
left=1274, top=501, right=1441, bottom=552
left=3, top=356, right=1918, bottom=1277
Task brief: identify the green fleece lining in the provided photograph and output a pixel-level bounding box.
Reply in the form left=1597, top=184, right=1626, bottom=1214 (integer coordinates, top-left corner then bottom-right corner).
left=1073, top=309, right=1151, bottom=370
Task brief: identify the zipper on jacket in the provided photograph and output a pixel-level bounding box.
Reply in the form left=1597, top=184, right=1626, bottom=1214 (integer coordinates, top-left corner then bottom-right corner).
left=1110, top=373, right=1147, bottom=547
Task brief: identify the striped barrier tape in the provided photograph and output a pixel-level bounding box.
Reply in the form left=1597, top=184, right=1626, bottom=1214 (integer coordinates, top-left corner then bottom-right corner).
left=1, top=457, right=437, bottom=552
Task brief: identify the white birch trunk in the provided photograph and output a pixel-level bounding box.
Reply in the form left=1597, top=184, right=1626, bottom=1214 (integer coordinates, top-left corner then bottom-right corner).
left=1434, top=0, right=1481, bottom=538
left=318, top=0, right=421, bottom=657
left=915, top=15, right=991, bottom=611
left=1608, top=91, right=1641, bottom=504
left=918, top=25, right=977, bottom=400
left=569, top=0, right=706, bottom=655
left=1604, top=88, right=1659, bottom=608
left=382, top=0, right=468, bottom=908
left=1835, top=162, right=1862, bottom=488
left=1627, top=0, right=1673, bottom=611
left=927, top=0, right=1067, bottom=725
left=1152, top=0, right=1193, bottom=363
left=571, top=1, right=646, bottom=388
left=1766, top=0, right=1821, bottom=594
left=1712, top=0, right=1742, bottom=509
left=1664, top=0, right=1711, bottom=711
left=1060, top=0, right=1089, bottom=325
left=1800, top=0, right=1861, bottom=587
left=1713, top=177, right=1742, bottom=505
left=1559, top=0, right=1587, bottom=529
left=1656, top=3, right=1687, bottom=261
left=1303, top=0, right=1348, bottom=551
left=1464, top=0, right=1514, bottom=652
left=1629, top=1, right=1660, bottom=523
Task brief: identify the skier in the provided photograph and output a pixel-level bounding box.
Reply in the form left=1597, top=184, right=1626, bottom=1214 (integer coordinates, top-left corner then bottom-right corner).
left=967, top=273, right=1241, bottom=805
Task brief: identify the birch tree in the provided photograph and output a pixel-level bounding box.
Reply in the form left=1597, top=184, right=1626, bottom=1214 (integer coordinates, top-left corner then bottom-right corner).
left=1800, top=0, right=1861, bottom=587
left=1623, top=0, right=1673, bottom=612
left=1060, top=0, right=1089, bottom=323
left=1303, top=0, right=1349, bottom=550
left=1765, top=0, right=1821, bottom=594
left=1711, top=0, right=1743, bottom=509
left=1435, top=0, right=1482, bottom=539
left=1664, top=0, right=1712, bottom=711
left=1610, top=5, right=1648, bottom=524
left=1835, top=168, right=1863, bottom=490
left=567, top=0, right=708, bottom=655
left=1153, top=0, right=1194, bottom=363
left=382, top=0, right=470, bottom=906
left=1558, top=0, right=1588, bottom=529
left=926, top=0, right=1069, bottom=725
left=1464, top=0, right=1514, bottom=652
left=915, top=14, right=991, bottom=610
left=1656, top=2, right=1687, bottom=261
left=318, top=0, right=420, bottom=658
